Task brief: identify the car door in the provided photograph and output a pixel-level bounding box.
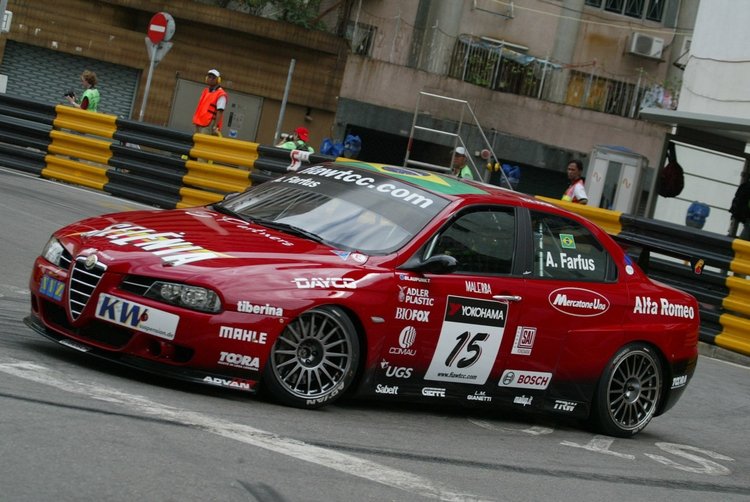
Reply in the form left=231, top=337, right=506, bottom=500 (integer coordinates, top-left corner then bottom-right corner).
left=383, top=205, right=527, bottom=404
left=499, top=208, right=627, bottom=416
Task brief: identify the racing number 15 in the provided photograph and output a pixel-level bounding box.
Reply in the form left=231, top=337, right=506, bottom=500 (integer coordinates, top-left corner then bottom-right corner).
left=445, top=331, right=489, bottom=369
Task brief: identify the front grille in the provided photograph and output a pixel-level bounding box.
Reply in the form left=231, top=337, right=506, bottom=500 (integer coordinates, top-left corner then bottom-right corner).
left=68, top=256, right=107, bottom=320
left=59, top=248, right=73, bottom=270
left=120, top=275, right=157, bottom=296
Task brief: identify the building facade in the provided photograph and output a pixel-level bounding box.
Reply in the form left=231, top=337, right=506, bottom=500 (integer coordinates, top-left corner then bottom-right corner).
left=0, top=0, right=698, bottom=204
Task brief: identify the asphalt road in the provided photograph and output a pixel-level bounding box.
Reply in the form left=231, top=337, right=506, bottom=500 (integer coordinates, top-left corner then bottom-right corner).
left=1, top=168, right=748, bottom=502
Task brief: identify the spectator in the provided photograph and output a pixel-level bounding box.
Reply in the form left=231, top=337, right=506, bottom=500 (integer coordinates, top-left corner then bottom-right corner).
left=451, top=146, right=473, bottom=180
left=65, top=70, right=100, bottom=112
left=730, top=178, right=750, bottom=239
left=192, top=69, right=227, bottom=136
left=562, top=159, right=588, bottom=204
left=278, top=126, right=314, bottom=152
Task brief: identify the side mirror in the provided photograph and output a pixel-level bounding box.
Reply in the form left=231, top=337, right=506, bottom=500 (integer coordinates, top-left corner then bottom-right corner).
left=400, top=254, right=458, bottom=275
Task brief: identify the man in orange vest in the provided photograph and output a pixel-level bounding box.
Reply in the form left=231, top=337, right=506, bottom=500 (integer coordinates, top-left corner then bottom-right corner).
left=192, top=69, right=227, bottom=136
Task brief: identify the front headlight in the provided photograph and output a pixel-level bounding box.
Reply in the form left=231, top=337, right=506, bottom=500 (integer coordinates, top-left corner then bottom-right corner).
left=42, top=237, right=65, bottom=267
left=144, top=281, right=221, bottom=313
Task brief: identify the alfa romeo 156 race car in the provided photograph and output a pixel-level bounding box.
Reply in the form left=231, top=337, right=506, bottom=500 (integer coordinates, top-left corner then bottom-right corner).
left=26, top=160, right=699, bottom=437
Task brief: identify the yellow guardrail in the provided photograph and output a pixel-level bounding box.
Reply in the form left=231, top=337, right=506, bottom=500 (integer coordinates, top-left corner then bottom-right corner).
left=183, top=160, right=252, bottom=194
left=535, top=195, right=623, bottom=235
left=53, top=105, right=117, bottom=138
left=47, top=130, right=113, bottom=165
left=42, top=156, right=109, bottom=190
left=190, top=134, right=259, bottom=168
left=177, top=187, right=226, bottom=208
left=717, top=313, right=750, bottom=356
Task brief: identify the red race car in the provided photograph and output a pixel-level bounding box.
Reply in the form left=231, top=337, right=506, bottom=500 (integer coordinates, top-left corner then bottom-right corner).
left=26, top=161, right=699, bottom=437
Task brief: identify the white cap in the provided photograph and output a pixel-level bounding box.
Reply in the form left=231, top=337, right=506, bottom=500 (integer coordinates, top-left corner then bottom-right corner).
left=455, top=146, right=466, bottom=156
left=207, top=69, right=221, bottom=78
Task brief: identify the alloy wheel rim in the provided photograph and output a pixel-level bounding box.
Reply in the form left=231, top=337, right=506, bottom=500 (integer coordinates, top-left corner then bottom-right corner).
left=271, top=310, right=353, bottom=399
left=607, top=350, right=661, bottom=431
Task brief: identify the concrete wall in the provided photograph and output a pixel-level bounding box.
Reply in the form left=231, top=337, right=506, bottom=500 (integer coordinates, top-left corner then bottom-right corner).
left=339, top=56, right=668, bottom=171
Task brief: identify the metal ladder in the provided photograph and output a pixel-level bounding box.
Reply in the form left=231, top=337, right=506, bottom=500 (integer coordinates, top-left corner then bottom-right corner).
left=403, top=91, right=512, bottom=189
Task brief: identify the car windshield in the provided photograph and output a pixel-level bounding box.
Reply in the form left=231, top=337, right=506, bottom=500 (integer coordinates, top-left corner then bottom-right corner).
left=216, top=165, right=450, bottom=254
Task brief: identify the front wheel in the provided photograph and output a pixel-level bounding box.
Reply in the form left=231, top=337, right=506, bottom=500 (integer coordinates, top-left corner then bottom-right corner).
left=592, top=344, right=663, bottom=437
left=263, top=306, right=360, bottom=409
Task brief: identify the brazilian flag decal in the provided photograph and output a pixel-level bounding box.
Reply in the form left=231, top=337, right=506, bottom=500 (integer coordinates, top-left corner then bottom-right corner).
left=336, top=161, right=488, bottom=196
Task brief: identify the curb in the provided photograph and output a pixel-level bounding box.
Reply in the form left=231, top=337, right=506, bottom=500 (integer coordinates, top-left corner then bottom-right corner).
left=699, top=342, right=750, bottom=367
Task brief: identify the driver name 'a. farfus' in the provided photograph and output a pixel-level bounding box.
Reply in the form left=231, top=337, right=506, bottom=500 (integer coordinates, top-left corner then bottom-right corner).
left=297, top=166, right=435, bottom=209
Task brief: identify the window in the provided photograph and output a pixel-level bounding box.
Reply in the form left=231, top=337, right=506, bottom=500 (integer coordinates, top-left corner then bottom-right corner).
left=586, top=0, right=665, bottom=22
left=426, top=208, right=516, bottom=275
left=530, top=212, right=616, bottom=282
left=346, top=21, right=377, bottom=56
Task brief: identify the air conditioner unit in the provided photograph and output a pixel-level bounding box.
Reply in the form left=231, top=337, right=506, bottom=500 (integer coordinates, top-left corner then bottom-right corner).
left=628, top=32, right=664, bottom=59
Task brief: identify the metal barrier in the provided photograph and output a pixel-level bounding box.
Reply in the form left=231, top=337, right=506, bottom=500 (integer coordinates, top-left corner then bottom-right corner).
left=0, top=93, right=746, bottom=357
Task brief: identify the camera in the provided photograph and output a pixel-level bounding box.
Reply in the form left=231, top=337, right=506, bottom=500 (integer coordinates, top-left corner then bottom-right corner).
left=63, top=90, right=76, bottom=98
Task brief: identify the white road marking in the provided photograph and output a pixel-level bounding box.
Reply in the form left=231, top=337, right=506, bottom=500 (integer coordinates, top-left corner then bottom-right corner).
left=0, top=359, right=488, bottom=502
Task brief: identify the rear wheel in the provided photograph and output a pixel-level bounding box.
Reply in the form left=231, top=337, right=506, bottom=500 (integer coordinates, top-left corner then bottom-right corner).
left=263, top=306, right=359, bottom=409
left=592, top=344, right=662, bottom=437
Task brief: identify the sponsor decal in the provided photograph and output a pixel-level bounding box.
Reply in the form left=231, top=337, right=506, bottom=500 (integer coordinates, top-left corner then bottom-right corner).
left=398, top=273, right=430, bottom=284
left=467, top=391, right=492, bottom=402
left=59, top=339, right=91, bottom=352
left=351, top=253, right=368, bottom=264
left=203, top=376, right=254, bottom=391
left=632, top=296, right=695, bottom=319
left=395, top=307, right=430, bottom=322
left=237, top=301, right=283, bottom=316
left=379, top=360, right=414, bottom=379
left=375, top=384, right=399, bottom=395
left=422, top=387, right=446, bottom=398
left=465, top=280, right=492, bottom=294
left=95, top=293, right=179, bottom=340
left=499, top=370, right=552, bottom=390
left=292, top=277, right=357, bottom=289
left=671, top=375, right=688, bottom=389
left=82, top=223, right=220, bottom=266
left=425, top=296, right=507, bottom=385
left=545, top=252, right=596, bottom=271
left=624, top=255, right=635, bottom=276
left=218, top=351, right=260, bottom=370
left=217, top=216, right=294, bottom=247
left=693, top=258, right=704, bottom=275
left=39, top=275, right=65, bottom=301
left=332, top=250, right=351, bottom=261
left=511, top=326, right=537, bottom=356
left=398, top=286, right=434, bottom=306
left=548, top=288, right=610, bottom=317
left=297, top=166, right=437, bottom=209
left=553, top=399, right=578, bottom=412
left=388, top=326, right=417, bottom=356
left=279, top=174, right=318, bottom=186
left=513, top=395, right=533, bottom=407
left=219, top=326, right=267, bottom=344
left=559, top=234, right=576, bottom=249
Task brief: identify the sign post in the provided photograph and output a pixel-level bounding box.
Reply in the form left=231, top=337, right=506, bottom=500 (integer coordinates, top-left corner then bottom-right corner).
left=138, top=12, right=175, bottom=121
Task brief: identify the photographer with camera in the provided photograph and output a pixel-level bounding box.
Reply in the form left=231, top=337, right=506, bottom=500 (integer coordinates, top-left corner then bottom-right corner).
left=65, top=70, right=100, bottom=112
left=276, top=126, right=314, bottom=153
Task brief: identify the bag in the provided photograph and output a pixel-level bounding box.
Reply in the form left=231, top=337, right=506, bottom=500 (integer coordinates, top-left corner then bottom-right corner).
left=658, top=143, right=684, bottom=198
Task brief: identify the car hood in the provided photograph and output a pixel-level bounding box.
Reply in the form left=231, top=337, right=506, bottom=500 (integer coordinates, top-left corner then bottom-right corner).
left=59, top=208, right=372, bottom=273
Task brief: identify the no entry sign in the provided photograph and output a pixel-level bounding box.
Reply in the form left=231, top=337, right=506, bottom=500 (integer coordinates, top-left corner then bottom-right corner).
left=147, top=12, right=175, bottom=44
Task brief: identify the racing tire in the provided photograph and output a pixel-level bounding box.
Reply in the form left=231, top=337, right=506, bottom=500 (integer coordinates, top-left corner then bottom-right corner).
left=592, top=343, right=663, bottom=438
left=263, top=305, right=360, bottom=409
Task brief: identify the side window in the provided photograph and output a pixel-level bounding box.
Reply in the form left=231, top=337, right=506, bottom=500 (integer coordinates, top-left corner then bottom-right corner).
left=427, top=208, right=515, bottom=275
left=530, top=211, right=615, bottom=282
